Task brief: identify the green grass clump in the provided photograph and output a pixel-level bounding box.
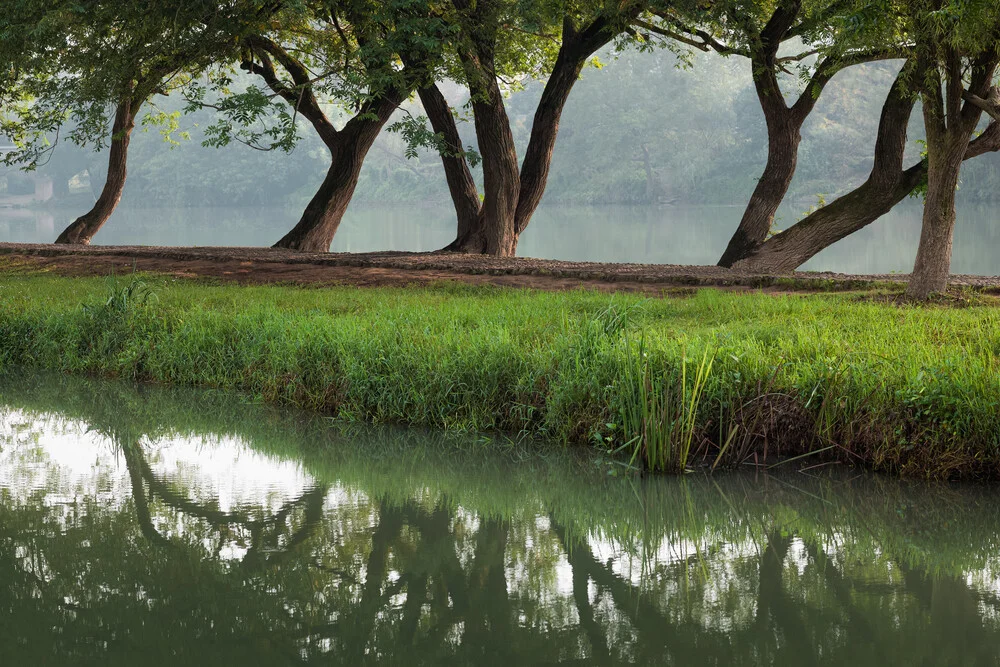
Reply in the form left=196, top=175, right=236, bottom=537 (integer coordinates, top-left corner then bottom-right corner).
left=2, top=272, right=1000, bottom=477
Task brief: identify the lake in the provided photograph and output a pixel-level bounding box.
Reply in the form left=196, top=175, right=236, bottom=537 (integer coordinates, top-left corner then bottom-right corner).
left=2, top=201, right=1000, bottom=274
left=3, top=371, right=1000, bottom=665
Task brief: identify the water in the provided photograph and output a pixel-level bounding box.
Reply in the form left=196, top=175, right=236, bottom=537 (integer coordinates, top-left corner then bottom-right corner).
left=2, top=372, right=1000, bottom=665
left=3, top=201, right=1000, bottom=275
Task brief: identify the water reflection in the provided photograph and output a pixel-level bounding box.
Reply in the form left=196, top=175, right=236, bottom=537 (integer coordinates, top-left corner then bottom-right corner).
left=2, top=202, right=1000, bottom=275
left=2, top=373, right=1000, bottom=665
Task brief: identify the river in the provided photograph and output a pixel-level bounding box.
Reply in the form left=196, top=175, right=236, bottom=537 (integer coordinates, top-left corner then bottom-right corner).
left=2, top=371, right=1000, bottom=664
left=2, top=201, right=1000, bottom=274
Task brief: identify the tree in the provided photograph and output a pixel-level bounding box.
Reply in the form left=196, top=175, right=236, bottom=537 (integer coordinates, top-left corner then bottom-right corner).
left=902, top=0, right=1000, bottom=299
left=415, top=0, right=647, bottom=256
left=195, top=0, right=447, bottom=252
left=644, top=0, right=908, bottom=267
left=0, top=1, right=266, bottom=245
left=731, top=61, right=1000, bottom=272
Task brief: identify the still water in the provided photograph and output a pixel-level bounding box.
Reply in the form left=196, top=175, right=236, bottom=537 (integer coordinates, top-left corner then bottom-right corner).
left=3, top=372, right=1000, bottom=665
left=3, top=201, right=1000, bottom=274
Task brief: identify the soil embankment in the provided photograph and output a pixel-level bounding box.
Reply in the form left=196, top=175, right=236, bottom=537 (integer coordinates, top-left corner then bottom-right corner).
left=4, top=242, right=1000, bottom=293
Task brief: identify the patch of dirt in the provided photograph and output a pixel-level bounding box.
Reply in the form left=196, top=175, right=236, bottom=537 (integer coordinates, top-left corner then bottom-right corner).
left=2, top=242, right=999, bottom=295
left=852, top=287, right=1000, bottom=308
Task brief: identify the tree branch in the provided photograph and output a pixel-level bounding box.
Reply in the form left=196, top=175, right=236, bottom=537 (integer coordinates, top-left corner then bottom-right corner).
left=241, top=37, right=339, bottom=147
left=962, top=87, right=1000, bottom=123
left=791, top=46, right=911, bottom=120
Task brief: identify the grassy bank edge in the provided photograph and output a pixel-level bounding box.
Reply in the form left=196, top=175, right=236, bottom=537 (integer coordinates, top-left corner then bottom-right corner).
left=2, top=271, right=999, bottom=478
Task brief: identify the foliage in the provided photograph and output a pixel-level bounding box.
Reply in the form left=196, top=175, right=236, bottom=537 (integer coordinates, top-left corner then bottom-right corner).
left=184, top=0, right=452, bottom=153
left=0, top=0, right=267, bottom=169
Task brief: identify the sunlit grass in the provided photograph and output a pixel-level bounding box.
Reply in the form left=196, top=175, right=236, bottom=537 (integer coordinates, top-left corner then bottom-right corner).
left=2, top=271, right=1000, bottom=476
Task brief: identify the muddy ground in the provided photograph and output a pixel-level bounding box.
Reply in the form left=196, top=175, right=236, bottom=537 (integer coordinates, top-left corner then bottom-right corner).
left=3, top=242, right=999, bottom=295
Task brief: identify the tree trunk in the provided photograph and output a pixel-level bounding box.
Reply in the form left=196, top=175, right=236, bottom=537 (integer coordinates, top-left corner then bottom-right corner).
left=273, top=101, right=400, bottom=252
left=905, top=51, right=996, bottom=300
left=905, top=142, right=965, bottom=299
left=718, top=113, right=802, bottom=267
left=474, top=92, right=520, bottom=256
left=54, top=99, right=136, bottom=244
left=716, top=5, right=810, bottom=269
left=733, top=169, right=923, bottom=273
left=443, top=15, right=624, bottom=254
left=513, top=41, right=587, bottom=234
left=713, top=0, right=882, bottom=269
left=242, top=35, right=406, bottom=253
left=734, top=124, right=1000, bottom=272
left=732, top=63, right=916, bottom=272
left=417, top=84, right=482, bottom=245
left=272, top=133, right=369, bottom=252
left=448, top=55, right=520, bottom=256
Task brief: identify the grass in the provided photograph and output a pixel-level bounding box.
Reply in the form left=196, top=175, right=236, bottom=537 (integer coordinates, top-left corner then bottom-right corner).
left=2, top=270, right=1000, bottom=477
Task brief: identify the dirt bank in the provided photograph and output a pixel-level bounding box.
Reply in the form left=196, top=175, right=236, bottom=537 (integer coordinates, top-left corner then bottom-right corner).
left=3, top=242, right=999, bottom=294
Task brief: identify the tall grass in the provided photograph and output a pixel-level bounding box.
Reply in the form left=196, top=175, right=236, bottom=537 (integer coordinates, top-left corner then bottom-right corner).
left=2, top=271, right=1000, bottom=477
left=620, top=342, right=715, bottom=473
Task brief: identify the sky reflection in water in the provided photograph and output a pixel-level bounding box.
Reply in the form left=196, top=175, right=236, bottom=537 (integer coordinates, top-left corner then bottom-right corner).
left=2, top=372, right=1000, bottom=665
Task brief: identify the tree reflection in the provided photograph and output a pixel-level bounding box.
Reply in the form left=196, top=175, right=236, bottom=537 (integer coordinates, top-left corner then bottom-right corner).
left=2, top=375, right=1000, bottom=664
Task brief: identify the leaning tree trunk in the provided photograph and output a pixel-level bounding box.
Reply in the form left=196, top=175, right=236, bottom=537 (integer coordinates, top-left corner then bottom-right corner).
left=733, top=169, right=923, bottom=273
left=513, top=44, right=588, bottom=235
left=905, top=142, right=966, bottom=299
left=418, top=84, right=483, bottom=245
left=55, top=98, right=136, bottom=244
left=272, top=134, right=369, bottom=252
left=716, top=10, right=815, bottom=270
left=241, top=35, right=406, bottom=253
left=734, top=124, right=1000, bottom=272
left=732, top=63, right=917, bottom=272
left=717, top=113, right=802, bottom=267
left=273, top=105, right=398, bottom=252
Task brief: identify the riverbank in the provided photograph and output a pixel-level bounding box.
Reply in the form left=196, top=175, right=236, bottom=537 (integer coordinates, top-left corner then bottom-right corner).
left=2, top=264, right=1000, bottom=478
left=7, top=241, right=1000, bottom=293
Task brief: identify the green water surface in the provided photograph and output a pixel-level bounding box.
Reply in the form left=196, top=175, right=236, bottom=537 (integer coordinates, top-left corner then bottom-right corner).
left=1, top=372, right=999, bottom=665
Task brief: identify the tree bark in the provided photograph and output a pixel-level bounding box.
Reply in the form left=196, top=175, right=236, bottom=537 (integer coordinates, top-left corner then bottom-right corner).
left=243, top=36, right=406, bottom=252
left=906, top=54, right=997, bottom=300
left=442, top=13, right=632, bottom=254
left=447, top=48, right=520, bottom=256
left=716, top=2, right=806, bottom=267
left=272, top=115, right=393, bottom=252
left=905, top=140, right=966, bottom=299
left=733, top=124, right=1000, bottom=272
left=714, top=0, right=901, bottom=268
left=417, top=84, right=482, bottom=244
left=513, top=22, right=592, bottom=234
left=718, top=115, right=802, bottom=267
left=54, top=98, right=136, bottom=244
left=732, top=63, right=916, bottom=272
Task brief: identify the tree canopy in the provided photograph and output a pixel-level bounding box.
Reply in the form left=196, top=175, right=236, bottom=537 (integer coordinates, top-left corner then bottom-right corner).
left=1, top=0, right=998, bottom=296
